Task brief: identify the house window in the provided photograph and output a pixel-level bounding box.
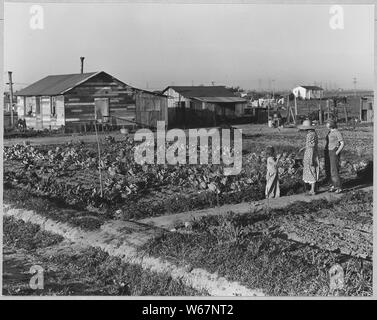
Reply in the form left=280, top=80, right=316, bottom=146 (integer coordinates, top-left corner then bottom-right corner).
left=25, top=97, right=35, bottom=116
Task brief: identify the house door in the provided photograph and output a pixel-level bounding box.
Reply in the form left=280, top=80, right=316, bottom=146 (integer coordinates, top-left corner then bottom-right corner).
left=95, top=98, right=110, bottom=122
left=361, top=110, right=368, bottom=121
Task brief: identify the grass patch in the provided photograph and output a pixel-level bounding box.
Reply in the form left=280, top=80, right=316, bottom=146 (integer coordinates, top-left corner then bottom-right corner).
left=3, top=218, right=207, bottom=296
left=141, top=191, right=372, bottom=296
left=4, top=187, right=106, bottom=231
left=3, top=216, right=64, bottom=250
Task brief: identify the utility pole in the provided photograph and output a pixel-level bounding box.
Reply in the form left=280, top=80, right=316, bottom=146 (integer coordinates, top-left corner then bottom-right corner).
left=7, top=71, right=15, bottom=127
left=353, top=77, right=357, bottom=96
left=271, top=79, right=275, bottom=100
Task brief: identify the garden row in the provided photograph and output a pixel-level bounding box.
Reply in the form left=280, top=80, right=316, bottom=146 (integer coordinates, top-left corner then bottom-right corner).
left=4, top=136, right=370, bottom=220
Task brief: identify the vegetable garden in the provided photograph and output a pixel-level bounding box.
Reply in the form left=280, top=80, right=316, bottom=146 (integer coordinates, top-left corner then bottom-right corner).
left=2, top=124, right=373, bottom=296
left=3, top=131, right=371, bottom=221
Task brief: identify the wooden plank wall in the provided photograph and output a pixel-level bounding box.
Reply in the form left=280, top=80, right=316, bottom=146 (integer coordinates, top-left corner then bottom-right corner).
left=167, top=100, right=249, bottom=128
left=55, top=95, right=65, bottom=127
left=135, top=91, right=168, bottom=128
left=16, top=96, right=25, bottom=117
left=64, top=72, right=136, bottom=124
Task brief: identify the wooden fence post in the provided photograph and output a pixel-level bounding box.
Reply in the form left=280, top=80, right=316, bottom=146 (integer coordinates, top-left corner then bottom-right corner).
left=359, top=97, right=363, bottom=121
left=343, top=104, right=348, bottom=124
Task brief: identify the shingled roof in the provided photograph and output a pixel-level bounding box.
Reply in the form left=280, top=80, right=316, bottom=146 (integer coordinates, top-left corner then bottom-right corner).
left=16, top=72, right=100, bottom=96
left=163, top=86, right=239, bottom=98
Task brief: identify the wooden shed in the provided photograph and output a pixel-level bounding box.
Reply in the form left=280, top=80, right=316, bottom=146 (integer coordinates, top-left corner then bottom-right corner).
left=135, top=90, right=169, bottom=129
left=162, top=86, right=248, bottom=127
left=15, top=71, right=137, bottom=131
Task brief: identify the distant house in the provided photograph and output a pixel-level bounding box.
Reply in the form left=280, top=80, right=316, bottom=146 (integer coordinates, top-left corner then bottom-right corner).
left=15, top=71, right=167, bottom=131
left=292, top=85, right=324, bottom=100
left=162, top=86, right=248, bottom=127
left=360, top=96, right=373, bottom=122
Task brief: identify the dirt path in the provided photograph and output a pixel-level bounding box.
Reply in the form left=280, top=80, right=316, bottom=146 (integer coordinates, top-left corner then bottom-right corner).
left=139, top=186, right=373, bottom=230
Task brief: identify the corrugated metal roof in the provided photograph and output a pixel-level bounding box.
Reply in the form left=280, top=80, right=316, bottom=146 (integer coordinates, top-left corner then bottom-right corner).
left=164, top=86, right=238, bottom=98
left=192, top=96, right=247, bottom=103
left=15, top=72, right=99, bottom=96
left=300, top=85, right=324, bottom=90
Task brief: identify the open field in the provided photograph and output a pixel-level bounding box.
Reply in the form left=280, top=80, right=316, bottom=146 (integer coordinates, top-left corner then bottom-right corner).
left=3, top=123, right=373, bottom=296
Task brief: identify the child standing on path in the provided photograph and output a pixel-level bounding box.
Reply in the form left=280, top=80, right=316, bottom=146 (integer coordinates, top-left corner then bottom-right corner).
left=265, top=146, right=281, bottom=199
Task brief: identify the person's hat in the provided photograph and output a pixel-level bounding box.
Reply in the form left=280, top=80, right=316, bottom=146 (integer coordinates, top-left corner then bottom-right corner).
left=297, top=119, right=315, bottom=130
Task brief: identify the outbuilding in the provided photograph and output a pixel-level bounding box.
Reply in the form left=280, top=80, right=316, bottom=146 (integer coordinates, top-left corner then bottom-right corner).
left=162, top=85, right=248, bottom=127
left=292, top=85, right=324, bottom=100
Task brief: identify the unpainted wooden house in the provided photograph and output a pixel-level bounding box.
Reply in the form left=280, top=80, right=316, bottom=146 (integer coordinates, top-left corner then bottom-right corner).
left=15, top=71, right=141, bottom=131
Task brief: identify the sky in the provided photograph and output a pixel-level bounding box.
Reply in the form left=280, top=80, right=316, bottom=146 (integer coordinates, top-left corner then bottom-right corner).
left=3, top=3, right=374, bottom=92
